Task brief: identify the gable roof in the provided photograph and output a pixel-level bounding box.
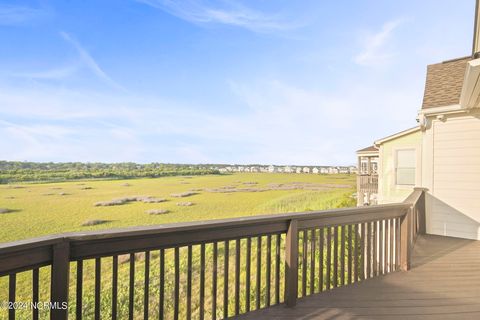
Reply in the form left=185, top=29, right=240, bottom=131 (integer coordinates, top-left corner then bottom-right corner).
left=422, top=56, right=472, bottom=109
left=356, top=145, right=379, bottom=154
left=374, top=126, right=420, bottom=145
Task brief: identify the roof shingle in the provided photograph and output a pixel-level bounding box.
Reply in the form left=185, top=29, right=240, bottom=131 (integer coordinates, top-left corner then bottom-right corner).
left=422, top=56, right=471, bottom=109
left=356, top=145, right=378, bottom=153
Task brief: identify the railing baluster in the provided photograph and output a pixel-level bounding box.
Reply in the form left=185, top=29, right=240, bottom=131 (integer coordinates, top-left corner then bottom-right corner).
left=112, top=256, right=118, bottom=320
left=340, top=225, right=345, bottom=286
left=396, top=218, right=400, bottom=270
left=224, top=240, right=229, bottom=318
left=212, top=243, right=217, bottom=320
left=319, top=228, right=324, bottom=292
left=333, top=226, right=338, bottom=287
left=245, top=238, right=251, bottom=312
left=95, top=258, right=101, bottom=320
left=235, top=240, right=240, bottom=315
left=266, top=235, right=271, bottom=306
left=129, top=254, right=135, bottom=320
left=361, top=223, right=366, bottom=280
left=187, top=246, right=192, bottom=320
left=352, top=224, right=356, bottom=282
left=367, top=222, right=372, bottom=278
left=389, top=219, right=393, bottom=272
left=174, top=248, right=179, bottom=320
left=76, top=261, right=83, bottom=320
left=9, top=273, right=16, bottom=320
left=302, top=230, right=307, bottom=297
left=326, top=227, right=331, bottom=290
left=310, top=229, right=315, bottom=294
left=374, top=221, right=377, bottom=273
left=255, top=236, right=261, bottom=310
left=32, top=268, right=39, bottom=320
left=275, top=234, right=281, bottom=305
left=379, top=220, right=384, bottom=275
left=384, top=221, right=388, bottom=273
left=200, top=244, right=205, bottom=320
left=144, top=251, right=150, bottom=320
left=159, top=249, right=165, bottom=320
left=347, top=225, right=352, bottom=284
left=285, top=220, right=298, bottom=307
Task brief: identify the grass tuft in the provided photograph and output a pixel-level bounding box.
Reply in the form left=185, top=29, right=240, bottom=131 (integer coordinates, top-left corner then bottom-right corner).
left=146, top=209, right=169, bottom=215
left=81, top=219, right=111, bottom=226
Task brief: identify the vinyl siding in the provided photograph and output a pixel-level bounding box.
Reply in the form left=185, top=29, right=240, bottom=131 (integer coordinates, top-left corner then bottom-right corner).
left=430, top=115, right=480, bottom=240
left=377, top=130, right=422, bottom=204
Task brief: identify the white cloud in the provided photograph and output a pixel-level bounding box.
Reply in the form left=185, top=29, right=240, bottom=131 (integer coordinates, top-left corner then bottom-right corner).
left=354, top=19, right=404, bottom=67
left=60, top=31, right=124, bottom=90
left=0, top=74, right=419, bottom=165
left=0, top=4, right=49, bottom=26
left=136, top=0, right=297, bottom=33
left=12, top=65, right=80, bottom=80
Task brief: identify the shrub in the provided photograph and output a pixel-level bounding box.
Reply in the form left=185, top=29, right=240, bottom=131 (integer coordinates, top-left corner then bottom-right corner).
left=170, top=192, right=197, bottom=198
left=81, top=219, right=110, bottom=226
left=141, top=197, right=166, bottom=203
left=94, top=196, right=166, bottom=206
left=146, top=209, right=169, bottom=215
left=176, top=202, right=194, bottom=206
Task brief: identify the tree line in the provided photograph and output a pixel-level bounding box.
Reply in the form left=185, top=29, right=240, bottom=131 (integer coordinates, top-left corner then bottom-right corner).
left=0, top=161, right=219, bottom=183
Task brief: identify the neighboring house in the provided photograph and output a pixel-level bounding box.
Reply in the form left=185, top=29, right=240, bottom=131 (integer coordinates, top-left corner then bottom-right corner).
left=312, top=167, right=319, bottom=174
left=358, top=52, right=480, bottom=239
left=328, top=167, right=339, bottom=174
left=284, top=166, right=294, bottom=173
left=320, top=167, right=329, bottom=174
left=302, top=167, right=310, bottom=174
left=338, top=167, right=349, bottom=174
left=296, top=167, right=302, bottom=174
left=356, top=145, right=379, bottom=205
left=268, top=165, right=275, bottom=173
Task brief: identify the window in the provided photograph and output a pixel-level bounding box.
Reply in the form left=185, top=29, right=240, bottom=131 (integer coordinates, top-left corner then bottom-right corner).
left=396, top=149, right=415, bottom=185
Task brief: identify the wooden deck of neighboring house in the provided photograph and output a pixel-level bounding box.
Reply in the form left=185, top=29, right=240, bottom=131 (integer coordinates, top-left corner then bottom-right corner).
left=232, top=234, right=480, bottom=320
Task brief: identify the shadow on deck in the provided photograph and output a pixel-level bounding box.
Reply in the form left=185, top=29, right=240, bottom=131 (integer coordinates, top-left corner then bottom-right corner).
left=232, top=234, right=480, bottom=320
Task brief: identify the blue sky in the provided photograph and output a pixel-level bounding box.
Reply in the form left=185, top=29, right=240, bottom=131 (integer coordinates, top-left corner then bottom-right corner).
left=0, top=0, right=475, bottom=165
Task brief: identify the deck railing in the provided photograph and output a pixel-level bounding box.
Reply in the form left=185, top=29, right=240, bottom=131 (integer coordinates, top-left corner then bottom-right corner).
left=358, top=174, right=378, bottom=192
left=0, top=189, right=425, bottom=320
left=357, top=174, right=378, bottom=205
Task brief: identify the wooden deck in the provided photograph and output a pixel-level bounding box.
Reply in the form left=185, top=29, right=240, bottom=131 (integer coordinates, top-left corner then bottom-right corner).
left=233, top=234, right=480, bottom=320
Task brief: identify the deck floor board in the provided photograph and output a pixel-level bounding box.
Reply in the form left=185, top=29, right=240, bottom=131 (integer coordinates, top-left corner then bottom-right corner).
left=231, top=234, right=480, bottom=320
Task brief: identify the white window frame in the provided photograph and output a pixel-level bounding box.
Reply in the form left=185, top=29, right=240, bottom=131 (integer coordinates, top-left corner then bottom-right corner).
left=394, top=148, right=416, bottom=187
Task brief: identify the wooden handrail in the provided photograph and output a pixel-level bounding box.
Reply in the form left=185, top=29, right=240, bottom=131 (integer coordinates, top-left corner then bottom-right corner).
left=0, top=203, right=410, bottom=275
left=0, top=190, right=426, bottom=320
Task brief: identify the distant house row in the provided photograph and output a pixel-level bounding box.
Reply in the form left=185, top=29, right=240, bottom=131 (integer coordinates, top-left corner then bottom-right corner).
left=216, top=165, right=356, bottom=174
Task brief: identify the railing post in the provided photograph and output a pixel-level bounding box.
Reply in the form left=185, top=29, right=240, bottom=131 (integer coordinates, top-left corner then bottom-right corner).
left=50, top=241, right=70, bottom=320
left=415, top=188, right=427, bottom=235
left=285, top=219, right=298, bottom=307
left=399, top=208, right=412, bottom=271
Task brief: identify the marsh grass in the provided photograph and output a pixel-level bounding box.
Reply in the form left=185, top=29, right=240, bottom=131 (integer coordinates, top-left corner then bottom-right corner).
left=0, top=173, right=356, bottom=320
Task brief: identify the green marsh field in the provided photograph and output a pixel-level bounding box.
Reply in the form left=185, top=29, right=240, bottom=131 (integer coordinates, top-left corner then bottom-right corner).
left=0, top=173, right=356, bottom=319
